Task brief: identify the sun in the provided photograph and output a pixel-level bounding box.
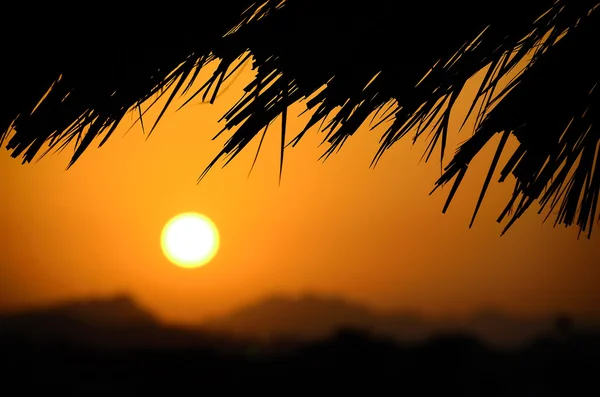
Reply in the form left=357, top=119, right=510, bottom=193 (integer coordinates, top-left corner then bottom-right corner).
left=161, top=213, right=220, bottom=268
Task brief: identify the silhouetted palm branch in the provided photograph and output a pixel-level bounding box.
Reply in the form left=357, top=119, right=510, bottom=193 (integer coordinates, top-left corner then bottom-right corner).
left=433, top=4, right=600, bottom=238
left=1, top=0, right=599, bottom=236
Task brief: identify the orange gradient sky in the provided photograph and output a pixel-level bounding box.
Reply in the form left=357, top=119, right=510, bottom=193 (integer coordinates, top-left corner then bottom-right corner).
left=1, top=59, right=599, bottom=324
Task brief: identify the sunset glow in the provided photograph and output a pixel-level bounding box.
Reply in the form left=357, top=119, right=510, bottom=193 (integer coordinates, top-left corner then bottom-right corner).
left=161, top=213, right=220, bottom=268
left=1, top=60, right=598, bottom=325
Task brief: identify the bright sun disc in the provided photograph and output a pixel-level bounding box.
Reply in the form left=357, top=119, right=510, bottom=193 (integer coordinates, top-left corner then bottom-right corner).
left=161, top=213, right=220, bottom=268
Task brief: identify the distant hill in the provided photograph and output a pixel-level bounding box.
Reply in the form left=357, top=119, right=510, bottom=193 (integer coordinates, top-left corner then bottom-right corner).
left=0, top=295, right=233, bottom=349
left=0, top=294, right=158, bottom=329
left=1, top=295, right=599, bottom=394
left=202, top=294, right=600, bottom=346
left=203, top=294, right=383, bottom=340
left=2, top=293, right=598, bottom=349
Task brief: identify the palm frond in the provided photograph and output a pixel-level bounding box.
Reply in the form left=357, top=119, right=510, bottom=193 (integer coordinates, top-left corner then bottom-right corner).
left=0, top=0, right=273, bottom=164
left=434, top=6, right=600, bottom=238
left=2, top=0, right=599, bottom=236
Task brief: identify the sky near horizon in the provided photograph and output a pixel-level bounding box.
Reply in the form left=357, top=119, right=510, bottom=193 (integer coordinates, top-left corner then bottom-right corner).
left=1, top=58, right=599, bottom=324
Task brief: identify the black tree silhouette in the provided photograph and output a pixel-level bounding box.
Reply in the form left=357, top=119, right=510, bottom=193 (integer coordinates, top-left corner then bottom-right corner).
left=1, top=0, right=599, bottom=236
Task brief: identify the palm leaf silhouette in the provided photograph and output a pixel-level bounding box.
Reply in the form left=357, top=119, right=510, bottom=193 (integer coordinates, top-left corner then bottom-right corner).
left=1, top=0, right=599, bottom=236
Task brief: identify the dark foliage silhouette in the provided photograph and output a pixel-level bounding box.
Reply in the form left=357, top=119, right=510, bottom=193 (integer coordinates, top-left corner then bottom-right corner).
left=1, top=0, right=599, bottom=235
left=2, top=325, right=599, bottom=395
left=2, top=295, right=599, bottom=394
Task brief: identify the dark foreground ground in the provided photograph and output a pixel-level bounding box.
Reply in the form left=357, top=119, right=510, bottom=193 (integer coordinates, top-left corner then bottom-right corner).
left=1, top=329, right=599, bottom=396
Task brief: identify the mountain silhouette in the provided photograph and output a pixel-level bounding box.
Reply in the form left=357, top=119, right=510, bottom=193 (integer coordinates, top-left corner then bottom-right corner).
left=0, top=294, right=233, bottom=350
left=203, top=294, right=600, bottom=346
left=203, top=294, right=383, bottom=340
left=2, top=293, right=598, bottom=349
left=1, top=294, right=598, bottom=394
left=0, top=294, right=156, bottom=332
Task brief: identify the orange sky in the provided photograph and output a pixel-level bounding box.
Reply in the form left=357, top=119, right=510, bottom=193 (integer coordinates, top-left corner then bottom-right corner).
left=1, top=59, right=599, bottom=324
